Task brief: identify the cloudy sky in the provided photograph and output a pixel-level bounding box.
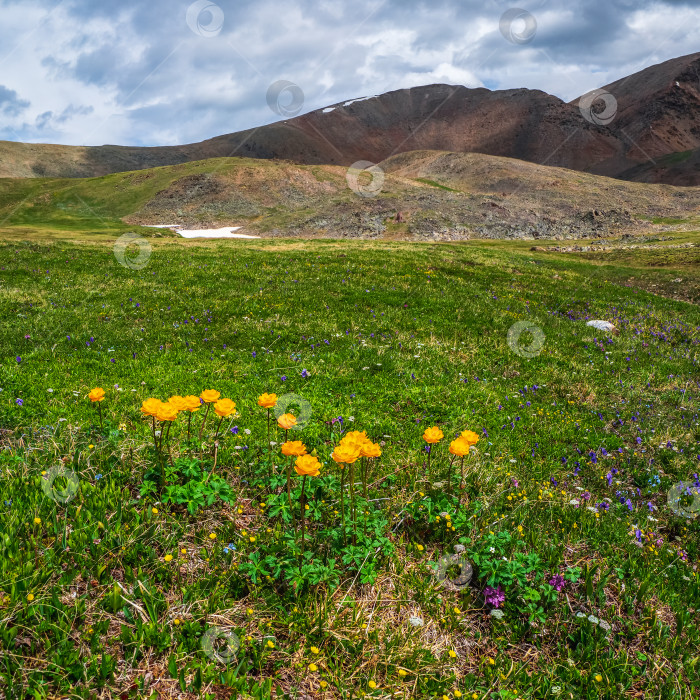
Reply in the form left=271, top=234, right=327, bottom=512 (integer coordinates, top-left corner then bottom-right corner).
left=0, top=0, right=698, bottom=147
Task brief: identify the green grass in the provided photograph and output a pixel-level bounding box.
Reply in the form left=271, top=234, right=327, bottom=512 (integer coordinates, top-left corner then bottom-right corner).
left=0, top=237, right=699, bottom=699
left=658, top=150, right=694, bottom=166
left=415, top=178, right=460, bottom=192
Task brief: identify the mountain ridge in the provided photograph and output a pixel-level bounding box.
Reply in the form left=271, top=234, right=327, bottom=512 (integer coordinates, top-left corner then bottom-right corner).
left=2, top=52, right=700, bottom=184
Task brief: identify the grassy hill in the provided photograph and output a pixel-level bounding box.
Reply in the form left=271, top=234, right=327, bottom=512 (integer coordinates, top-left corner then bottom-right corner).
left=1, top=151, right=700, bottom=242
left=0, top=236, right=698, bottom=698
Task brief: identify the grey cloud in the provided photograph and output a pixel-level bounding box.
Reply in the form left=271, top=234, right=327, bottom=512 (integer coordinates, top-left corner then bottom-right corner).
left=1, top=0, right=698, bottom=145
left=0, top=85, right=30, bottom=115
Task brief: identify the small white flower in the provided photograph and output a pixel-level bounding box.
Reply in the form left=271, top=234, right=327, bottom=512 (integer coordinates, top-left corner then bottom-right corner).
left=489, top=547, right=495, bottom=553
left=244, top=428, right=251, bottom=435
left=362, top=367, right=369, bottom=370
left=47, top=389, right=53, bottom=393
left=348, top=416, right=354, bottom=422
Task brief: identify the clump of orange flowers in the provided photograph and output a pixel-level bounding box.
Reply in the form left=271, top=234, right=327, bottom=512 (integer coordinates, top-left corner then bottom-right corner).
left=331, top=430, right=382, bottom=539
left=448, top=430, right=479, bottom=497
left=138, top=390, right=237, bottom=468
left=89, top=387, right=106, bottom=430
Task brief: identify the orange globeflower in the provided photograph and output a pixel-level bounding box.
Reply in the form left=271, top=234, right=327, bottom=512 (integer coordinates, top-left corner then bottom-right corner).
left=156, top=403, right=178, bottom=422
left=332, top=443, right=362, bottom=464
left=183, top=395, right=202, bottom=412
left=141, top=398, right=162, bottom=417
left=88, top=388, right=105, bottom=403
left=423, top=426, right=444, bottom=444
left=449, top=437, right=471, bottom=457
left=258, top=393, right=278, bottom=408
left=214, top=398, right=236, bottom=418
left=281, top=441, right=307, bottom=457
left=200, top=390, right=221, bottom=404
left=460, top=430, right=480, bottom=446
left=168, top=395, right=189, bottom=411
left=361, top=442, right=382, bottom=459
left=277, top=413, right=297, bottom=430
left=294, top=454, right=322, bottom=477
left=341, top=430, right=369, bottom=449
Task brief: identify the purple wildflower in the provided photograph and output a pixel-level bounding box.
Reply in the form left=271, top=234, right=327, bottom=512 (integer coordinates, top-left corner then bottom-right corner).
left=483, top=585, right=505, bottom=608
left=301, top=369, right=309, bottom=378
left=548, top=574, right=565, bottom=591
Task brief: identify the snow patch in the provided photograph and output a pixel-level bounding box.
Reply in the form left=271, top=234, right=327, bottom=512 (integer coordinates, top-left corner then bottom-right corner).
left=178, top=227, right=259, bottom=239
left=342, top=95, right=378, bottom=107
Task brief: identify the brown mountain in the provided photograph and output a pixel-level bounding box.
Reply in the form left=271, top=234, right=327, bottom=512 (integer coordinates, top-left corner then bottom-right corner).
left=2, top=52, right=700, bottom=184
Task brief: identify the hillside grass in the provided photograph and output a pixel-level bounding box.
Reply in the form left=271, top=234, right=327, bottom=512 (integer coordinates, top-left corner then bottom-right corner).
left=0, top=237, right=699, bottom=699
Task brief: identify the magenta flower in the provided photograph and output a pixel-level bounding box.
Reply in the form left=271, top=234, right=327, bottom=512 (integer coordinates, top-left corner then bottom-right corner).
left=548, top=574, right=566, bottom=591
left=484, top=585, right=505, bottom=608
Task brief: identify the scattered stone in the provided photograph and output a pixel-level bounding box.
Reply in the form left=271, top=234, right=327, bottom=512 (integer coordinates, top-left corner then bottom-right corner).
left=586, top=320, right=619, bottom=335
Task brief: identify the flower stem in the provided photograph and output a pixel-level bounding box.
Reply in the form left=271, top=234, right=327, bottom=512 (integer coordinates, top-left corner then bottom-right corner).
left=286, top=458, right=295, bottom=527
left=198, top=403, right=211, bottom=441
left=340, top=465, right=346, bottom=544
left=266, top=409, right=272, bottom=477
left=350, top=460, right=357, bottom=543
left=448, top=454, right=456, bottom=495
left=299, top=475, right=307, bottom=571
